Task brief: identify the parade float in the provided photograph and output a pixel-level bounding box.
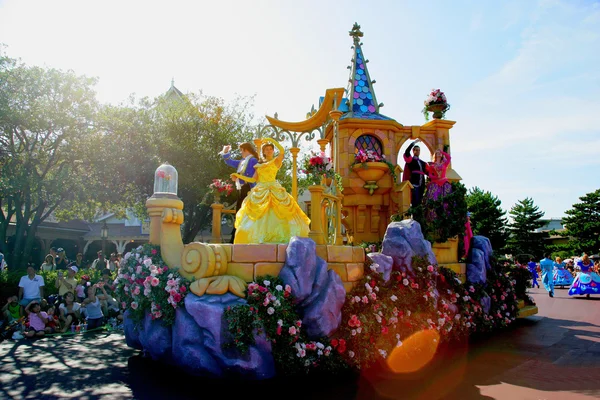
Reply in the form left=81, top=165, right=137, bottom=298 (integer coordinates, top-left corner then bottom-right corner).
left=119, top=23, right=537, bottom=379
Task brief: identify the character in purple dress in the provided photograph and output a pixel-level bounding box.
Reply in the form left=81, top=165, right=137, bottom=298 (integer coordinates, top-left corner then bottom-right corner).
left=552, top=257, right=574, bottom=288
left=568, top=254, right=600, bottom=298
left=424, top=149, right=452, bottom=223
left=527, top=258, right=540, bottom=288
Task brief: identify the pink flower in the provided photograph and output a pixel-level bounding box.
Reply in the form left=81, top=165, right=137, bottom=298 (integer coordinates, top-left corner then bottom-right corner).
left=151, top=277, right=160, bottom=287
left=131, top=301, right=138, bottom=310
left=172, top=293, right=182, bottom=303
left=427, top=265, right=434, bottom=272
left=179, top=285, right=186, bottom=293
left=151, top=249, right=158, bottom=255
left=288, top=326, right=297, bottom=336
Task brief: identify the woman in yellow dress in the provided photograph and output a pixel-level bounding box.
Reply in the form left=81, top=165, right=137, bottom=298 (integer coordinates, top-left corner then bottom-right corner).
left=231, top=137, right=310, bottom=244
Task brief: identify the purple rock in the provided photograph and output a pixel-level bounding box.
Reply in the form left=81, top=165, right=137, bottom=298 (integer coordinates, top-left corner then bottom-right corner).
left=137, top=312, right=172, bottom=361
left=480, top=294, right=491, bottom=314
left=367, top=252, right=393, bottom=283
left=123, top=311, right=142, bottom=351
left=279, top=237, right=346, bottom=338
left=471, top=236, right=493, bottom=270
left=467, top=248, right=487, bottom=284
left=381, top=220, right=436, bottom=275
left=182, top=293, right=275, bottom=379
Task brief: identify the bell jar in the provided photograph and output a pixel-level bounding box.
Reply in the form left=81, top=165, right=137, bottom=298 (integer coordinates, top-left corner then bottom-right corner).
left=153, top=162, right=178, bottom=195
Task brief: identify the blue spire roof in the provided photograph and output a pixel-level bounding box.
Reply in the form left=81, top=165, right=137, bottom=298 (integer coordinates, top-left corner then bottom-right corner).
left=343, top=23, right=393, bottom=121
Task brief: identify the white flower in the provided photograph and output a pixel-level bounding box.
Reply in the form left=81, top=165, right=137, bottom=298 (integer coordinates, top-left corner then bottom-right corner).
left=267, top=307, right=275, bottom=315
left=263, top=280, right=270, bottom=287
left=375, top=314, right=382, bottom=323
left=455, top=314, right=461, bottom=320
left=354, top=296, right=361, bottom=303
left=396, top=340, right=403, bottom=347
left=378, top=349, right=388, bottom=358
left=277, top=319, right=283, bottom=326
left=390, top=295, right=398, bottom=302
left=316, top=342, right=324, bottom=349
left=403, top=279, right=409, bottom=286
left=348, top=351, right=355, bottom=358
left=356, top=327, right=362, bottom=333
left=364, top=282, right=373, bottom=293
left=374, top=286, right=379, bottom=292
left=275, top=285, right=283, bottom=291
left=273, top=299, right=281, bottom=307
left=407, top=310, right=411, bottom=317
left=351, top=329, right=357, bottom=336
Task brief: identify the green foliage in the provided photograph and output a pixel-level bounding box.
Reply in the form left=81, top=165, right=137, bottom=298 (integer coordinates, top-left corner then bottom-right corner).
left=506, top=264, right=536, bottom=306
left=466, top=187, right=509, bottom=253
left=392, top=181, right=468, bottom=243
left=561, top=189, right=600, bottom=255
left=223, top=275, right=347, bottom=375
left=506, top=198, right=548, bottom=259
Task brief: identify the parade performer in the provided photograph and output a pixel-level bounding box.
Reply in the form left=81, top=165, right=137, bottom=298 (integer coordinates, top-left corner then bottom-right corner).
left=463, top=212, right=474, bottom=259
left=552, top=256, right=574, bottom=288
left=568, top=254, right=600, bottom=298
left=527, top=258, right=540, bottom=288
left=232, top=138, right=310, bottom=244
left=423, top=149, right=452, bottom=223
left=402, top=139, right=428, bottom=208
left=540, top=254, right=555, bottom=297
left=221, top=142, right=259, bottom=243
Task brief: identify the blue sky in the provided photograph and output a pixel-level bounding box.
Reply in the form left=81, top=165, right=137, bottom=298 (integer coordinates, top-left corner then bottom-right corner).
left=1, top=0, right=598, bottom=219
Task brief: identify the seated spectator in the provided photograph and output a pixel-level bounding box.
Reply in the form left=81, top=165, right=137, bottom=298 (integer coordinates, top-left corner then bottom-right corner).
left=82, top=283, right=110, bottom=330
left=0, top=252, right=6, bottom=271
left=75, top=276, right=89, bottom=303
left=2, top=295, right=21, bottom=322
left=59, top=292, right=81, bottom=333
left=40, top=254, right=56, bottom=272
left=18, top=266, right=45, bottom=312
left=68, top=253, right=84, bottom=270
left=56, top=265, right=78, bottom=300
left=55, top=248, right=69, bottom=271
left=24, top=301, right=48, bottom=338
left=45, top=305, right=59, bottom=333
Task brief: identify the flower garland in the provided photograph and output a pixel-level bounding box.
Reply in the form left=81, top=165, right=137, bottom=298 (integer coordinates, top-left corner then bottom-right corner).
left=422, top=88, right=451, bottom=121
left=223, top=275, right=347, bottom=375
left=224, top=255, right=523, bottom=375
left=114, top=244, right=190, bottom=326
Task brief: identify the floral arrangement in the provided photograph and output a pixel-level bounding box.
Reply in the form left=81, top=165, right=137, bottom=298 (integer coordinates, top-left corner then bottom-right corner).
left=422, top=88, right=451, bottom=121
left=208, top=178, right=234, bottom=196
left=507, top=263, right=537, bottom=306
left=114, top=244, right=190, bottom=326
left=156, top=170, right=171, bottom=180
left=223, top=275, right=347, bottom=375
left=300, top=151, right=343, bottom=192
left=351, top=149, right=397, bottom=182
left=224, top=255, right=523, bottom=375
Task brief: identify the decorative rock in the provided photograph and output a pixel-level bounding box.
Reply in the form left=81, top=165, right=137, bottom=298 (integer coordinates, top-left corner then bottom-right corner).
left=480, top=294, right=491, bottom=314
left=137, top=312, right=173, bottom=361
left=467, top=248, right=487, bottom=284
left=123, top=311, right=142, bottom=351
left=367, top=252, right=393, bottom=283
left=279, top=237, right=346, bottom=338
left=381, top=220, right=436, bottom=275
left=181, top=293, right=276, bottom=379
left=466, top=236, right=493, bottom=284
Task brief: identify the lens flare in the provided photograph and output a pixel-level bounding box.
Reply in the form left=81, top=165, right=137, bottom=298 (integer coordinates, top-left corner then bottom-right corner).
left=386, top=329, right=440, bottom=373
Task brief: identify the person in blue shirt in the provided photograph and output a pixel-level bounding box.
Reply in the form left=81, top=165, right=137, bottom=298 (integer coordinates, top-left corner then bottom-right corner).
left=527, top=258, right=540, bottom=288
left=221, top=142, right=259, bottom=243
left=540, top=254, right=555, bottom=297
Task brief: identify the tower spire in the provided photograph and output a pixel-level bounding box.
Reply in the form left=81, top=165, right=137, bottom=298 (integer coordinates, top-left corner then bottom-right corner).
left=347, top=23, right=381, bottom=116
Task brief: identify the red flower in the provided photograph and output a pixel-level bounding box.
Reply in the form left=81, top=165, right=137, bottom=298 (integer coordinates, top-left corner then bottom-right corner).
left=331, top=338, right=339, bottom=348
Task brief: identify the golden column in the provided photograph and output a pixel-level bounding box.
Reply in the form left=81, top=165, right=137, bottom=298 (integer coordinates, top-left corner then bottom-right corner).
left=289, top=147, right=300, bottom=200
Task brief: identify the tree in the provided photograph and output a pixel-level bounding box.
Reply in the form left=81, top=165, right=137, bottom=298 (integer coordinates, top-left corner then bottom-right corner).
left=466, top=187, right=509, bottom=253
left=561, top=189, right=600, bottom=255
left=506, top=198, right=548, bottom=259
left=0, top=52, right=102, bottom=269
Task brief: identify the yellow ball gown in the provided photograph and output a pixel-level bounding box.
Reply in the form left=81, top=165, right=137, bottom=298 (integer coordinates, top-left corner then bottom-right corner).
left=234, top=159, right=310, bottom=244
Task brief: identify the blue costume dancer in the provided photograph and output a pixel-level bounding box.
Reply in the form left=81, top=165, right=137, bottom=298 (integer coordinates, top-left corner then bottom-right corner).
left=527, top=259, right=540, bottom=288
left=540, top=254, right=554, bottom=297
left=552, top=257, right=574, bottom=288
left=221, top=142, right=259, bottom=244
left=568, top=255, right=600, bottom=298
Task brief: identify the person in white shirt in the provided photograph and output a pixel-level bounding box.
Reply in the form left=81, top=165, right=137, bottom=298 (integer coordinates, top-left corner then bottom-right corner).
left=0, top=252, right=7, bottom=271
left=18, top=265, right=45, bottom=311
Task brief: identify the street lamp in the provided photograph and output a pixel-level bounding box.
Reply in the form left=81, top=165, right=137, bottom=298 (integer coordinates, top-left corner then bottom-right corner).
left=101, top=221, right=109, bottom=256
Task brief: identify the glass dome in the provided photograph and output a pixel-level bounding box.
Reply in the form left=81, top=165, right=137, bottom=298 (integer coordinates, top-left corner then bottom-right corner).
left=153, top=162, right=178, bottom=195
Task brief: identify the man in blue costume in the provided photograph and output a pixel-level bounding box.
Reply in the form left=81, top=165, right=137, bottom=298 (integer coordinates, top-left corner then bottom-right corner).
left=221, top=143, right=259, bottom=243
left=527, top=257, right=540, bottom=289
left=540, top=254, right=555, bottom=297
left=402, top=139, right=428, bottom=208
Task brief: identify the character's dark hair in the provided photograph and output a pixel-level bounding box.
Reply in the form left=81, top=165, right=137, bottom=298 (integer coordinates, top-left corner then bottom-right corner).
left=239, top=142, right=259, bottom=160
left=259, top=143, right=275, bottom=163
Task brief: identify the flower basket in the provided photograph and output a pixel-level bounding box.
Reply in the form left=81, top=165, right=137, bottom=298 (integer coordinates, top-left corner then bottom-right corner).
left=422, top=89, right=450, bottom=121
left=208, top=179, right=234, bottom=204
left=351, top=162, right=389, bottom=182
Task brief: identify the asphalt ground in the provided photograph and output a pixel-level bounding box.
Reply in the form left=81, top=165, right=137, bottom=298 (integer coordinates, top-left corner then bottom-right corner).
left=1, top=285, right=599, bottom=400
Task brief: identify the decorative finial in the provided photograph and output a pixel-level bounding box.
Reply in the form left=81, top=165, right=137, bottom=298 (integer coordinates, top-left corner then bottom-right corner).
left=274, top=112, right=278, bottom=120
left=171, top=77, right=175, bottom=88
left=349, top=22, right=363, bottom=44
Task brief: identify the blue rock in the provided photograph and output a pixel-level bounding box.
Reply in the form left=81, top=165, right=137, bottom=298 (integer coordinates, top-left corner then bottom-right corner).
left=367, top=252, right=393, bottom=283
left=381, top=220, right=436, bottom=275
left=181, top=293, right=276, bottom=379
left=467, top=248, right=487, bottom=284
left=279, top=237, right=346, bottom=338
left=471, top=236, right=493, bottom=270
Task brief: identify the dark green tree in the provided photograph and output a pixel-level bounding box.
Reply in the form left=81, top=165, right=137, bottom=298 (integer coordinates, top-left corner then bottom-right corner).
left=561, top=189, right=600, bottom=255
left=506, top=198, right=548, bottom=259
left=0, top=52, right=102, bottom=269
left=466, top=187, right=509, bottom=253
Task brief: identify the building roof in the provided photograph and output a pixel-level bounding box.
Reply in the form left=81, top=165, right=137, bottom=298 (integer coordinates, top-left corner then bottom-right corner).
left=342, top=23, right=395, bottom=122
left=83, top=223, right=147, bottom=240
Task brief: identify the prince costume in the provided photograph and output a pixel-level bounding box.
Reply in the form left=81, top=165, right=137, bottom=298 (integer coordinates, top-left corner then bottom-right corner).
left=223, top=150, right=258, bottom=243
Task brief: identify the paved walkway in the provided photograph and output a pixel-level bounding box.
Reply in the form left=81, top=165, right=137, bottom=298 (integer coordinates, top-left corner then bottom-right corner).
left=0, top=286, right=599, bottom=399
